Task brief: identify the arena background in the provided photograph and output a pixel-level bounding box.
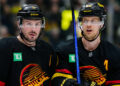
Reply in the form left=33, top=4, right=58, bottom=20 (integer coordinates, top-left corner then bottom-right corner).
left=0, top=0, right=120, bottom=49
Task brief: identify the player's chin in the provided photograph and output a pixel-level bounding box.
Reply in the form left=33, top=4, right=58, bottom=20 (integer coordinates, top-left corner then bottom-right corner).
left=28, top=37, right=38, bottom=42
left=85, top=35, right=95, bottom=41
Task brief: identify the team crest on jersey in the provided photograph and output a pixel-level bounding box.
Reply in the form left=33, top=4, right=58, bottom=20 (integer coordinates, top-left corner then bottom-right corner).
left=20, top=64, right=49, bottom=86
left=80, top=66, right=106, bottom=85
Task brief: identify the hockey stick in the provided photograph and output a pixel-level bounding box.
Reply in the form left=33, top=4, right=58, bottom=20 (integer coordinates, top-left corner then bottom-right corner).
left=70, top=0, right=81, bottom=84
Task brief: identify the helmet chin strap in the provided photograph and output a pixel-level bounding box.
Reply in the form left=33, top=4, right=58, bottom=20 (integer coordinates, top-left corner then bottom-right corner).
left=81, top=27, right=103, bottom=42
left=81, top=31, right=100, bottom=42
left=20, top=32, right=30, bottom=42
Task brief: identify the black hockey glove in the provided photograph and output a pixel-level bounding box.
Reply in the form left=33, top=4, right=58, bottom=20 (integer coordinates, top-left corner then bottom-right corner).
left=81, top=81, right=97, bottom=86
left=62, top=78, right=97, bottom=86
left=63, top=78, right=82, bottom=86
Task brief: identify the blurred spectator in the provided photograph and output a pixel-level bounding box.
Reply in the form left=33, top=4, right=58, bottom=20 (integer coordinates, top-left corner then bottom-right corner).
left=116, top=26, right=120, bottom=44
left=7, top=0, right=20, bottom=6
left=113, top=0, right=120, bottom=44
left=1, top=0, right=120, bottom=47
left=47, top=0, right=62, bottom=24
left=0, top=0, right=18, bottom=35
left=43, top=0, right=63, bottom=48
left=25, top=0, right=46, bottom=11
left=73, top=0, right=81, bottom=9
left=47, top=22, right=61, bottom=49
left=118, top=43, right=120, bottom=48
left=0, top=25, right=10, bottom=39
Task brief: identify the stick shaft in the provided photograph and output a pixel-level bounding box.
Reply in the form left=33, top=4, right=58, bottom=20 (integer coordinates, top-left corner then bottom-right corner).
left=71, top=1, right=81, bottom=84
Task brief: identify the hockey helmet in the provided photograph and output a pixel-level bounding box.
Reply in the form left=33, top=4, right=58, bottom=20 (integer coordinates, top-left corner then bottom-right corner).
left=17, top=4, right=45, bottom=28
left=79, top=2, right=106, bottom=21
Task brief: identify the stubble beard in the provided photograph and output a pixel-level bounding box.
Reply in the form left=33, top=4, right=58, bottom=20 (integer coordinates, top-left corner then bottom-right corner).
left=84, top=32, right=99, bottom=41
left=22, top=32, right=38, bottom=42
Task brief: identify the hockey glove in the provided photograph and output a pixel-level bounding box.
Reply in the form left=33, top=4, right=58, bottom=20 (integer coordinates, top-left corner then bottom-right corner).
left=62, top=78, right=82, bottom=86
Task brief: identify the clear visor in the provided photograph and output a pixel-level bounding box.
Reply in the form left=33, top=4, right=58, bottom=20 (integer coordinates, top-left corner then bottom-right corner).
left=21, top=21, right=42, bottom=29
left=82, top=20, right=103, bottom=25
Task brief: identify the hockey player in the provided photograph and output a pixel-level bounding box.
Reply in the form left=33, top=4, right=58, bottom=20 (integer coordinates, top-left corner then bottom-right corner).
left=51, top=2, right=120, bottom=86
left=0, top=4, right=58, bottom=86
